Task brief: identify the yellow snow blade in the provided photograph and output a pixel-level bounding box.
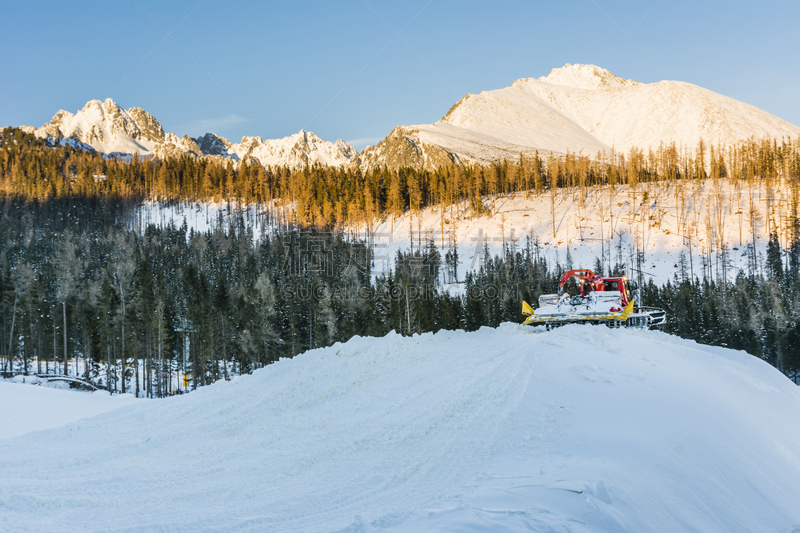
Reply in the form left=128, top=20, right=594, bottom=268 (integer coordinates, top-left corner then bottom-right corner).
left=618, top=300, right=635, bottom=320
left=522, top=300, right=636, bottom=326
left=521, top=301, right=534, bottom=316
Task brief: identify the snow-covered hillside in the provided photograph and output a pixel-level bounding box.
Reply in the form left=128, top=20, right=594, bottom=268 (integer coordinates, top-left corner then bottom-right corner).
left=365, top=177, right=789, bottom=283
left=362, top=64, right=800, bottom=168
left=1, top=325, right=799, bottom=532
left=137, top=176, right=787, bottom=285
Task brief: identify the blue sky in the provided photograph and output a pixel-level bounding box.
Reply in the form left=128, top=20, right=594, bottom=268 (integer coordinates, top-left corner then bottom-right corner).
left=2, top=0, right=799, bottom=149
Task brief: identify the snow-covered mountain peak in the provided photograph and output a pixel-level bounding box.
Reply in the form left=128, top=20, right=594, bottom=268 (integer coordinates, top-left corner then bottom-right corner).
left=78, top=98, right=133, bottom=129
left=189, top=129, right=357, bottom=168
left=535, top=63, right=639, bottom=90
left=39, top=109, right=75, bottom=138
left=32, top=97, right=171, bottom=155
left=48, top=109, right=74, bottom=127
left=22, top=64, right=800, bottom=170
left=27, top=99, right=356, bottom=167
left=334, top=138, right=358, bottom=159
left=238, top=135, right=264, bottom=147
left=292, top=129, right=324, bottom=146
left=126, top=106, right=165, bottom=142
left=382, top=64, right=800, bottom=166
left=237, top=129, right=357, bottom=167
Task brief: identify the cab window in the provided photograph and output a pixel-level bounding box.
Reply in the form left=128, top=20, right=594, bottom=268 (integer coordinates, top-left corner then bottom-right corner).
left=623, top=281, right=632, bottom=304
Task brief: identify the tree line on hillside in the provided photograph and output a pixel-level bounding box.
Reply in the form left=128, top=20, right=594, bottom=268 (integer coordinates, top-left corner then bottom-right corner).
left=2, top=127, right=800, bottom=392
left=1, top=198, right=798, bottom=396
left=0, top=199, right=464, bottom=395
left=3, top=127, right=800, bottom=231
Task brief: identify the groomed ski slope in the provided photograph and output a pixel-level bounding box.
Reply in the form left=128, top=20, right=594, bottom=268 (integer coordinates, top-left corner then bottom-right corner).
left=2, top=325, right=800, bottom=532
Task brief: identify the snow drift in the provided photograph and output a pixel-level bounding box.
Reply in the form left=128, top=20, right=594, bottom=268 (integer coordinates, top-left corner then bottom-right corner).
left=1, top=325, right=799, bottom=532
left=0, top=380, right=141, bottom=440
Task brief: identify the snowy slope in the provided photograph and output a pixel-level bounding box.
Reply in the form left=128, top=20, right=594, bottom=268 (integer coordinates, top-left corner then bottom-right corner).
left=363, top=64, right=800, bottom=168
left=0, top=380, right=141, bottom=440
left=1, top=325, right=799, bottom=532
left=367, top=177, right=790, bottom=284
left=139, top=176, right=784, bottom=285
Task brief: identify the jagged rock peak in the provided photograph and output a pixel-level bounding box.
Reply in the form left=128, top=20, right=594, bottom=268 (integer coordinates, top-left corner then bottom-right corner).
left=49, top=109, right=74, bottom=126
left=194, top=133, right=232, bottom=156
left=334, top=139, right=357, bottom=159
left=127, top=107, right=165, bottom=142
left=25, top=99, right=360, bottom=167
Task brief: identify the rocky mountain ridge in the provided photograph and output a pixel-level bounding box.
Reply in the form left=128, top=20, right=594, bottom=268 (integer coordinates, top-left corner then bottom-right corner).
left=22, top=64, right=800, bottom=170
left=27, top=98, right=357, bottom=168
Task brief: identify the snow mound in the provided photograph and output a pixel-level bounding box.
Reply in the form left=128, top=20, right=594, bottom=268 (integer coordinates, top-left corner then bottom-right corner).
left=1, top=325, right=799, bottom=532
left=0, top=380, right=142, bottom=440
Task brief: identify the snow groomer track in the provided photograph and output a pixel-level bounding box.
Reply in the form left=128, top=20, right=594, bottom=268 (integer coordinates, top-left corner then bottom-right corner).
left=2, top=324, right=799, bottom=532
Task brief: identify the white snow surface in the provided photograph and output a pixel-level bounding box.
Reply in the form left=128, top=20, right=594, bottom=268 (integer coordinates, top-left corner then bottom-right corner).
left=0, top=380, right=141, bottom=440
left=411, top=63, right=800, bottom=164
left=2, top=324, right=800, bottom=532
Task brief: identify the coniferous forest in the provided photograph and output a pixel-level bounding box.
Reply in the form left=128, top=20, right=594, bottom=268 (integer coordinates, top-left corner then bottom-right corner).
left=1, top=127, right=799, bottom=395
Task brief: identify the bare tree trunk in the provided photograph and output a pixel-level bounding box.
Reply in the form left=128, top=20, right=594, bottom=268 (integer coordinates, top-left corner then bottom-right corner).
left=405, top=288, right=412, bottom=336
left=120, top=284, right=126, bottom=394
left=50, top=315, right=55, bottom=375
left=62, top=300, right=67, bottom=376
left=158, top=316, right=163, bottom=398
left=7, top=296, right=17, bottom=373
left=135, top=352, right=140, bottom=398
left=28, top=298, right=35, bottom=376
left=37, top=313, right=42, bottom=374
left=144, top=344, right=149, bottom=398
left=82, top=326, right=89, bottom=380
